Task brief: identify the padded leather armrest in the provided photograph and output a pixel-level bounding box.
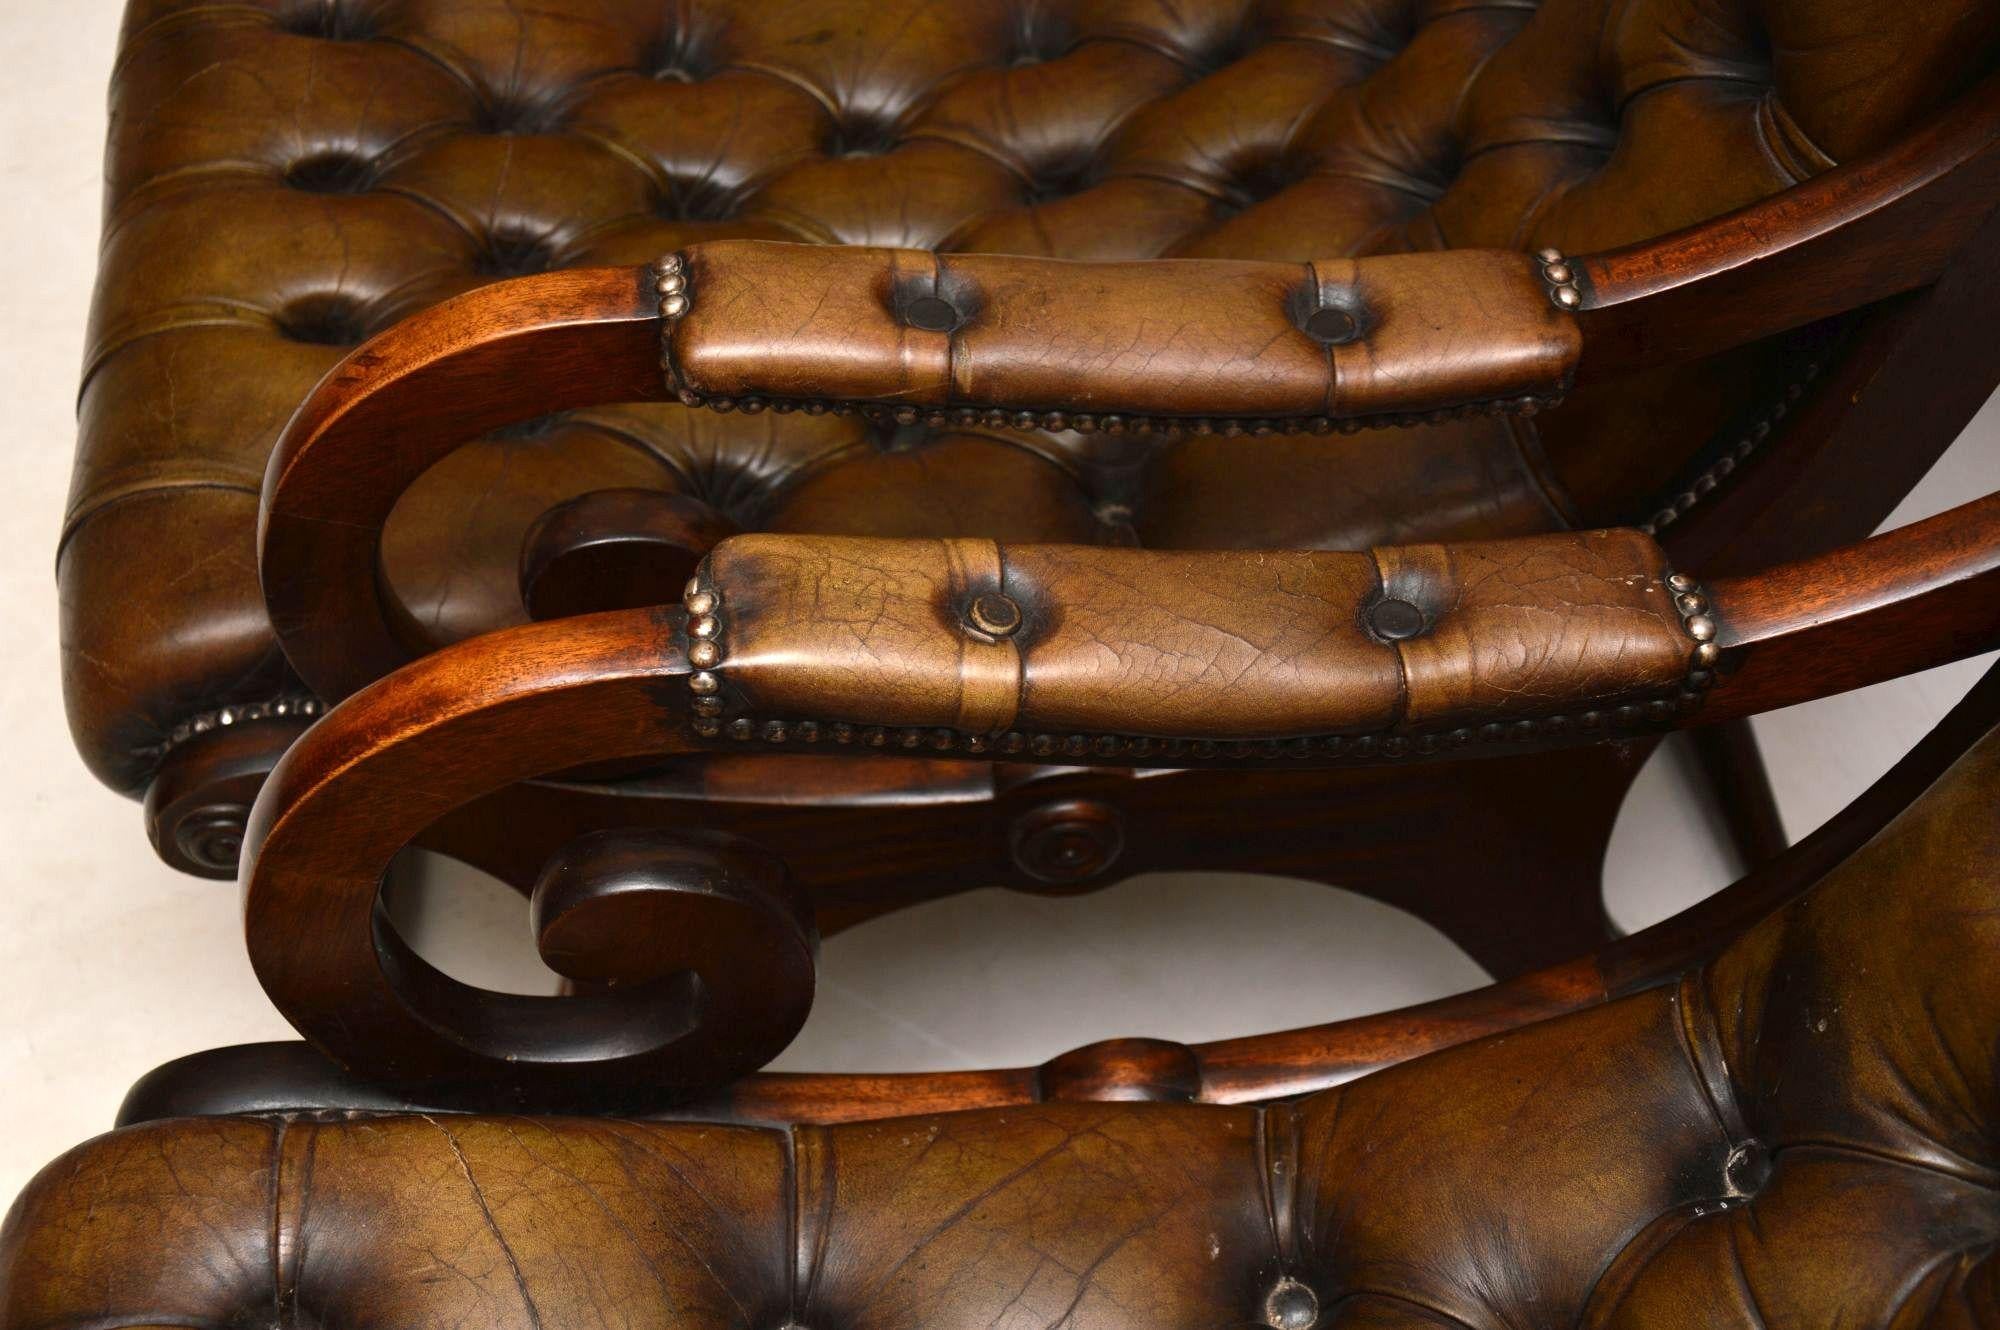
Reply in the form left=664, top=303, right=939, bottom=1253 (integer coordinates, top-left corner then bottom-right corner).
left=662, top=242, right=1581, bottom=429
left=687, top=529, right=1705, bottom=745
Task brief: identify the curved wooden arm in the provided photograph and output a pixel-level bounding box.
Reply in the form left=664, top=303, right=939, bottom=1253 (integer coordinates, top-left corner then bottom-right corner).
left=241, top=496, right=2000, bottom=1107
left=144, top=651, right=2000, bottom=1126
left=261, top=76, right=1998, bottom=704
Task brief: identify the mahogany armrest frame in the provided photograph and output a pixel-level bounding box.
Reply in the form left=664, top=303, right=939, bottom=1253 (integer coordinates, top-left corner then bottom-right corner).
left=240, top=493, right=2000, bottom=1108
left=159, top=656, right=2000, bottom=1125
left=239, top=74, right=2000, bottom=1108
left=260, top=73, right=2000, bottom=703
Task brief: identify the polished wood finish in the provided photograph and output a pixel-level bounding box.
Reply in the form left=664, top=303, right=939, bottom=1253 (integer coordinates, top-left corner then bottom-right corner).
left=521, top=488, right=737, bottom=622
left=260, top=268, right=666, bottom=701
left=1704, top=489, right=2000, bottom=719
left=1574, top=72, right=2000, bottom=375
left=239, top=495, right=2000, bottom=1105
left=1686, top=720, right=1789, bottom=867
left=143, top=714, right=313, bottom=880
left=148, top=659, right=2000, bottom=1126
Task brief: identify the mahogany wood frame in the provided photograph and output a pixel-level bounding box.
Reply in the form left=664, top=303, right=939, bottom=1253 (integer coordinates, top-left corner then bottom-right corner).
left=239, top=492, right=2000, bottom=1108
left=208, top=71, right=2000, bottom=1109
left=142, top=656, right=2000, bottom=1125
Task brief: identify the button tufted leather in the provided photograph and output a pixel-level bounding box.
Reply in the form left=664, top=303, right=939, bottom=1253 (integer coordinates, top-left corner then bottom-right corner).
left=663, top=242, right=1580, bottom=420
left=61, top=0, right=2000, bottom=796
left=693, top=529, right=1698, bottom=739
left=9, top=712, right=2000, bottom=1328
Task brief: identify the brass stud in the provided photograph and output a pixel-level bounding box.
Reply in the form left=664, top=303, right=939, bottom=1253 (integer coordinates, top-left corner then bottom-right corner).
left=689, top=641, right=721, bottom=668
left=692, top=697, right=723, bottom=717
left=1694, top=641, right=1721, bottom=668
left=1553, top=284, right=1582, bottom=309
left=656, top=272, right=685, bottom=296
left=689, top=672, right=719, bottom=695
left=689, top=614, right=720, bottom=640
left=1543, top=262, right=1572, bottom=285
left=726, top=719, right=753, bottom=740
left=693, top=718, right=720, bottom=737
left=685, top=589, right=716, bottom=616
left=661, top=293, right=689, bottom=318
left=1685, top=614, right=1717, bottom=642
left=1667, top=572, right=1695, bottom=592
left=1676, top=592, right=1707, bottom=616
left=1537, top=247, right=1563, bottom=264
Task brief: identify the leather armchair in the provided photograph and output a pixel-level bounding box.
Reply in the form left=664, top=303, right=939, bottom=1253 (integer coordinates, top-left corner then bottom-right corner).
left=62, top=0, right=2000, bottom=994
left=21, top=2, right=2000, bottom=1320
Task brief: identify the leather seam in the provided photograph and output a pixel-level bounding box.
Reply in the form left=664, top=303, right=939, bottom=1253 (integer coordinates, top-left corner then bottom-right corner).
left=58, top=480, right=264, bottom=568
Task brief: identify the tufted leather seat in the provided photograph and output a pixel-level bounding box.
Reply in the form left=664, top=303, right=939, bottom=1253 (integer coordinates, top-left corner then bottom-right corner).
left=63, top=0, right=2000, bottom=802
left=9, top=706, right=2000, bottom=1328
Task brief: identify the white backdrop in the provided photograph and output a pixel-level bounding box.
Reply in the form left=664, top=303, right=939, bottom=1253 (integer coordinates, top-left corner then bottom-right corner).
left=2, top=0, right=1995, bottom=1206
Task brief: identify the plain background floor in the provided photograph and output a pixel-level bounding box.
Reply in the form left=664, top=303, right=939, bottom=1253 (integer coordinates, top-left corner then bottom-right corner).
left=3, top=0, right=1997, bottom=1208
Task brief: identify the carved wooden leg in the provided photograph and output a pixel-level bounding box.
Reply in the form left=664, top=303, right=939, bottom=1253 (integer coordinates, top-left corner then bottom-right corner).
left=1232, top=744, right=1644, bottom=982
left=143, top=709, right=315, bottom=878
left=1686, top=718, right=1789, bottom=868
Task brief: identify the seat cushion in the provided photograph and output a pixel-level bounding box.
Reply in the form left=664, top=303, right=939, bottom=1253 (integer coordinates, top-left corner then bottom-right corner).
left=9, top=699, right=2000, bottom=1327
left=63, top=0, right=2000, bottom=794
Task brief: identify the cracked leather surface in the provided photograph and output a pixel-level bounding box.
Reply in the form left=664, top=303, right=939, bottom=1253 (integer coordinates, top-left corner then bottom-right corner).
left=59, top=0, right=2000, bottom=795
left=7, top=722, right=1999, bottom=1327
left=667, top=243, right=1579, bottom=418
left=698, top=528, right=1689, bottom=736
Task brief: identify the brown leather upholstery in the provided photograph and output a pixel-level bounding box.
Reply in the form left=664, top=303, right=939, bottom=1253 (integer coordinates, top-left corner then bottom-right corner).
left=696, top=529, right=1701, bottom=739
left=63, top=0, right=2000, bottom=798
left=665, top=242, right=1580, bottom=421
left=9, top=717, right=1999, bottom=1328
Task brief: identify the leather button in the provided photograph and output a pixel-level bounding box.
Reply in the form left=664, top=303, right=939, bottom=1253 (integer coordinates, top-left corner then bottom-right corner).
left=966, top=592, right=1022, bottom=637
left=905, top=295, right=961, bottom=332
left=1368, top=597, right=1427, bottom=641
left=1302, top=307, right=1358, bottom=344
left=1262, top=1278, right=1319, bottom=1329
left=1722, top=1139, right=1771, bottom=1198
